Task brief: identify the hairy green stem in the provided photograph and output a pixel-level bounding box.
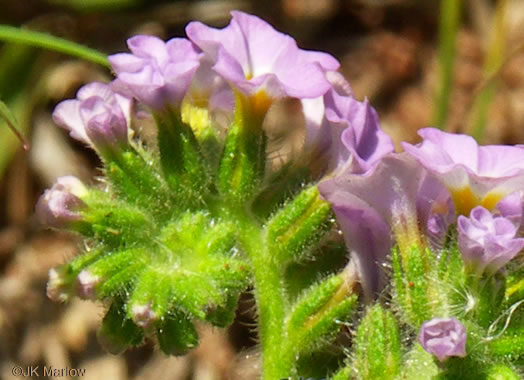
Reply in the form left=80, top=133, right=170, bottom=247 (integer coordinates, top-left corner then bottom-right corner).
left=237, top=212, right=292, bottom=379
left=0, top=24, right=110, bottom=68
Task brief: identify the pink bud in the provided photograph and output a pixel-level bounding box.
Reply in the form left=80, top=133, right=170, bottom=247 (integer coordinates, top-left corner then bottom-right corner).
left=36, top=176, right=87, bottom=229
left=418, top=317, right=467, bottom=362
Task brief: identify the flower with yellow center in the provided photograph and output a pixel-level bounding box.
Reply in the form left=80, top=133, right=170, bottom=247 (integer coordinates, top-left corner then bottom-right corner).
left=403, top=128, right=524, bottom=216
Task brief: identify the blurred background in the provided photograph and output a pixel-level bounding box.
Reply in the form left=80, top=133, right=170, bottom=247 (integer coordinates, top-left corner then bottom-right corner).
left=0, top=0, right=523, bottom=379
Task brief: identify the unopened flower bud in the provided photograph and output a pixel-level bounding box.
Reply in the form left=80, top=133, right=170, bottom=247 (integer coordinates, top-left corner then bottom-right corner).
left=76, top=270, right=100, bottom=299
left=36, top=176, right=88, bottom=229
left=418, top=317, right=467, bottom=362
left=53, top=82, right=132, bottom=155
left=458, top=206, right=524, bottom=276
left=131, top=302, right=157, bottom=328
left=108, top=35, right=202, bottom=110
left=81, top=97, right=129, bottom=153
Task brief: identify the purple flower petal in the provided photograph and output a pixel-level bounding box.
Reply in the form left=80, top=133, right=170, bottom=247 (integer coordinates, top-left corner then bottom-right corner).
left=328, top=95, right=394, bottom=174
left=186, top=11, right=339, bottom=100
left=108, top=52, right=145, bottom=73
left=458, top=206, right=524, bottom=275
left=417, top=174, right=455, bottom=249
left=328, top=193, right=391, bottom=298
left=53, top=99, right=88, bottom=144
left=186, top=58, right=234, bottom=112
left=496, top=191, right=524, bottom=230
left=52, top=82, right=132, bottom=153
left=402, top=128, right=524, bottom=215
left=109, top=36, right=202, bottom=109
left=128, top=35, right=169, bottom=61
left=302, top=87, right=393, bottom=176
left=418, top=317, right=467, bottom=361
left=318, top=153, right=426, bottom=298
left=182, top=58, right=235, bottom=132
left=36, top=176, right=87, bottom=229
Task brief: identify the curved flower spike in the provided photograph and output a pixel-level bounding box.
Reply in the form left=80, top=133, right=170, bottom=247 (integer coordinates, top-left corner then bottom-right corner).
left=418, top=317, right=467, bottom=362
left=186, top=11, right=339, bottom=101
left=36, top=176, right=88, bottom=229
left=52, top=82, right=132, bottom=155
left=402, top=128, right=524, bottom=216
left=109, top=35, right=202, bottom=109
left=458, top=206, right=524, bottom=276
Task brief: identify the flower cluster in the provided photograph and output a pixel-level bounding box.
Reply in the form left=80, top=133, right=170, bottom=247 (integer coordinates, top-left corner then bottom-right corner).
left=321, top=128, right=524, bottom=297
left=37, top=10, right=524, bottom=379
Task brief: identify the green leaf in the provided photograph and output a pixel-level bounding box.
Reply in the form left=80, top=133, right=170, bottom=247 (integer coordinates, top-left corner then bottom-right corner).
left=287, top=275, right=348, bottom=334
left=88, top=248, right=146, bottom=298
left=330, top=366, right=351, bottom=380
left=393, top=245, right=441, bottom=327
left=104, top=148, right=172, bottom=220
left=401, top=345, right=439, bottom=380
left=0, top=24, right=109, bottom=67
left=286, top=273, right=357, bottom=356
left=82, top=190, right=154, bottom=246
left=266, top=186, right=334, bottom=264
left=157, top=312, right=199, bottom=356
left=486, top=364, right=522, bottom=380
left=353, top=305, right=402, bottom=380
left=97, top=300, right=144, bottom=354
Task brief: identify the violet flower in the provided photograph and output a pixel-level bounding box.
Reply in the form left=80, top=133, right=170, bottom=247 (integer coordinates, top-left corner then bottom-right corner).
left=402, top=128, right=524, bottom=216
left=186, top=11, right=339, bottom=105
left=418, top=317, right=467, bottom=361
left=457, top=206, right=524, bottom=276
left=318, top=153, right=426, bottom=298
left=301, top=80, right=393, bottom=178
left=109, top=35, right=202, bottom=109
left=325, top=91, right=394, bottom=175
left=36, top=176, right=88, bottom=228
left=300, top=73, right=353, bottom=162
left=53, top=82, right=132, bottom=154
